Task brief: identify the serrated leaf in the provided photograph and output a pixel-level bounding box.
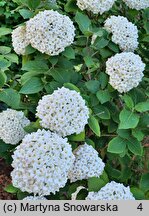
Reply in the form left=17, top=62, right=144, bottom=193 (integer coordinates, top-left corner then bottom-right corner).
left=5, top=53, right=19, bottom=64
left=68, top=131, right=85, bottom=142
left=0, top=72, right=7, bottom=88
left=0, top=89, right=20, bottom=109
left=108, top=136, right=126, bottom=154
left=5, top=184, right=19, bottom=194
left=20, top=77, right=43, bottom=94
left=85, top=80, right=100, bottom=94
left=63, top=83, right=80, bottom=92
left=22, top=60, right=48, bottom=72
left=96, top=90, right=111, bottom=104
left=127, top=137, right=143, bottom=156
left=50, top=68, right=72, bottom=84
left=62, top=47, right=75, bottom=59
left=140, top=173, right=149, bottom=192
left=135, top=101, right=149, bottom=112
left=0, top=27, right=12, bottom=37
left=0, top=46, right=11, bottom=55
left=122, top=94, right=134, bottom=109
left=75, top=11, right=91, bottom=35
left=88, top=115, right=100, bottom=136
left=119, top=109, right=139, bottom=129
left=88, top=177, right=106, bottom=192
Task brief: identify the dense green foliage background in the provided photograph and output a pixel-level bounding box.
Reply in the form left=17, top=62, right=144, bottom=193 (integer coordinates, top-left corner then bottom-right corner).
left=0, top=0, right=149, bottom=200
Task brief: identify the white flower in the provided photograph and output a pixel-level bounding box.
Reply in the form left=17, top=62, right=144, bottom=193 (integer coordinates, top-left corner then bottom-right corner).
left=76, top=0, right=116, bottom=14
left=0, top=109, right=30, bottom=145
left=104, top=16, right=138, bottom=52
left=68, top=144, right=105, bottom=182
left=106, top=52, right=145, bottom=93
left=23, top=196, right=47, bottom=200
left=11, top=129, right=75, bottom=196
left=86, top=181, right=135, bottom=200
left=26, top=10, right=75, bottom=56
left=12, top=26, right=30, bottom=55
left=123, top=0, right=149, bottom=10
left=36, top=87, right=89, bottom=137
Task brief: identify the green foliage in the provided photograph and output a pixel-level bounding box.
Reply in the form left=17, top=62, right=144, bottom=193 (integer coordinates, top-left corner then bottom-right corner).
left=0, top=0, right=149, bottom=200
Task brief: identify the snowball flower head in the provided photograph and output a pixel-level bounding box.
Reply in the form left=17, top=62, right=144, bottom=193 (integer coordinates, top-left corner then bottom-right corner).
left=104, top=16, right=138, bottom=52
left=76, top=0, right=116, bottom=14
left=36, top=87, right=89, bottom=137
left=12, top=26, right=30, bottom=55
left=11, top=129, right=74, bottom=196
left=0, top=109, right=30, bottom=145
left=122, top=0, right=149, bottom=10
left=26, top=10, right=75, bottom=56
left=68, top=144, right=105, bottom=182
left=86, top=181, right=135, bottom=200
left=106, top=52, right=145, bottom=93
left=23, top=196, right=47, bottom=200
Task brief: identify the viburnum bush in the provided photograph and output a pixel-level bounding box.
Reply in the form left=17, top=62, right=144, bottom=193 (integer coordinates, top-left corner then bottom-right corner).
left=0, top=0, right=149, bottom=200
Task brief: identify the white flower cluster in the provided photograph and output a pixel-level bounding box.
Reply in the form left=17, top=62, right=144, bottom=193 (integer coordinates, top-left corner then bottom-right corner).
left=12, top=26, right=30, bottom=55
left=122, top=0, right=149, bottom=10
left=26, top=10, right=75, bottom=56
left=23, top=196, right=47, bottom=200
left=11, top=129, right=75, bottom=196
left=104, top=16, right=138, bottom=52
left=36, top=87, right=89, bottom=137
left=0, top=109, right=30, bottom=145
left=68, top=144, right=105, bottom=182
left=76, top=0, right=116, bottom=14
left=106, top=52, right=145, bottom=93
left=86, top=181, right=135, bottom=200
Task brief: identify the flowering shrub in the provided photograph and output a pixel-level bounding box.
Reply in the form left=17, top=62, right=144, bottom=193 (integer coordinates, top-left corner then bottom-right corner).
left=0, top=0, right=149, bottom=200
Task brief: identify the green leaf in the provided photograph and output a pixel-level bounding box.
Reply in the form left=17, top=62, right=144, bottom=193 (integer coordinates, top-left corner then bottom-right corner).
left=27, top=0, right=41, bottom=9
left=119, top=109, right=139, bottom=129
left=88, top=177, right=106, bottom=192
left=63, top=83, right=80, bottom=92
left=85, top=80, right=100, bottom=94
left=93, top=37, right=109, bottom=49
left=0, top=57, right=11, bottom=70
left=0, top=139, right=12, bottom=153
left=45, top=81, right=62, bottom=94
left=93, top=105, right=110, bottom=119
left=4, top=184, right=19, bottom=194
left=108, top=136, right=126, bottom=154
left=88, top=115, right=100, bottom=136
left=130, top=187, right=145, bottom=200
left=4, top=53, right=19, bottom=64
left=96, top=90, right=111, bottom=104
left=84, top=56, right=94, bottom=68
left=68, top=131, right=85, bottom=142
left=50, top=68, right=72, bottom=84
left=75, top=11, right=91, bottom=35
left=19, top=9, right=34, bottom=19
left=127, top=137, right=143, bottom=156
left=65, top=0, right=78, bottom=12
left=0, top=89, right=20, bottom=109
left=121, top=94, right=134, bottom=109
left=0, top=46, right=11, bottom=55
left=22, top=60, right=49, bottom=72
left=0, top=27, right=12, bottom=37
left=20, top=77, right=43, bottom=94
left=132, top=128, right=144, bottom=141
left=0, top=72, right=7, bottom=88
left=62, top=47, right=75, bottom=59
left=140, top=173, right=149, bottom=192
left=135, top=101, right=149, bottom=112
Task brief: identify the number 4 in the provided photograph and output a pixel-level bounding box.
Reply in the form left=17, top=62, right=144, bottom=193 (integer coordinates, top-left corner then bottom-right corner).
left=137, top=203, right=143, bottom=211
